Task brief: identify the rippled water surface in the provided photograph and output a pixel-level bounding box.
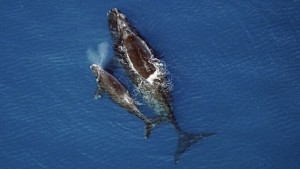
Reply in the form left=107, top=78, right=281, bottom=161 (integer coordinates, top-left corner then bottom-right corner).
left=1, top=1, right=299, bottom=169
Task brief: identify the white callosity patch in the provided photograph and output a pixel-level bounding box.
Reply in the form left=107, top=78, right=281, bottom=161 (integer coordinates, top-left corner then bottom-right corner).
left=117, top=12, right=129, bottom=31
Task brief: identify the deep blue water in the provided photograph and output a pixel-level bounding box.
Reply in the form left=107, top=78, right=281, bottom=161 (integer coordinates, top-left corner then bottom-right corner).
left=1, top=1, right=300, bottom=169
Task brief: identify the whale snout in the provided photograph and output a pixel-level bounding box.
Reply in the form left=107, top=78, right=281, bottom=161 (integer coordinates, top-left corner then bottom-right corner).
left=90, top=64, right=101, bottom=78
left=107, top=8, right=129, bottom=37
left=107, top=8, right=118, bottom=20
left=108, top=8, right=120, bottom=31
left=108, top=8, right=119, bottom=15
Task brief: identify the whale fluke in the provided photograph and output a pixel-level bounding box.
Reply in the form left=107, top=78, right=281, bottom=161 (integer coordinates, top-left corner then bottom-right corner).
left=174, top=132, right=216, bottom=164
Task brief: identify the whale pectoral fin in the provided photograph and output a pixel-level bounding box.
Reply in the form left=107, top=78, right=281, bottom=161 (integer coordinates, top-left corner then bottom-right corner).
left=94, top=86, right=103, bottom=100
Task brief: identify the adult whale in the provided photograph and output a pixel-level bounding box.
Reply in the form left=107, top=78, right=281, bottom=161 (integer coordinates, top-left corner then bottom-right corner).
left=107, top=8, right=215, bottom=163
left=90, top=64, right=161, bottom=138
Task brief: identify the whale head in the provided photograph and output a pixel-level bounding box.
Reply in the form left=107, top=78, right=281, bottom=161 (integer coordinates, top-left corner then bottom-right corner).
left=107, top=8, right=130, bottom=39
left=90, top=64, right=101, bottom=80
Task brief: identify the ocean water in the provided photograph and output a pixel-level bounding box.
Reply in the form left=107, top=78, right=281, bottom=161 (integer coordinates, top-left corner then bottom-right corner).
left=1, top=0, right=300, bottom=169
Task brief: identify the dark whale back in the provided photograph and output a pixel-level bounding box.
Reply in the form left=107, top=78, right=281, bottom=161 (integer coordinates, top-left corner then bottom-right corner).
left=108, top=8, right=157, bottom=80
left=124, top=34, right=156, bottom=79
left=99, top=69, right=127, bottom=97
left=91, top=64, right=137, bottom=112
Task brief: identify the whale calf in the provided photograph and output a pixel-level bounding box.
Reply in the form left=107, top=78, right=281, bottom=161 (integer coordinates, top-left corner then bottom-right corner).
left=108, top=8, right=215, bottom=163
left=90, top=64, right=161, bottom=138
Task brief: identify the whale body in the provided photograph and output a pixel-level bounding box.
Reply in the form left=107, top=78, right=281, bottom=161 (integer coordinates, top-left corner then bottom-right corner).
left=90, top=64, right=161, bottom=138
left=107, top=8, right=215, bottom=163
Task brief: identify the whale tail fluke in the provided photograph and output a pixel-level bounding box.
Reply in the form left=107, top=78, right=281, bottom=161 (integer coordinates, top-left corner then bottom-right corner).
left=144, top=116, right=165, bottom=139
left=174, top=132, right=216, bottom=164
